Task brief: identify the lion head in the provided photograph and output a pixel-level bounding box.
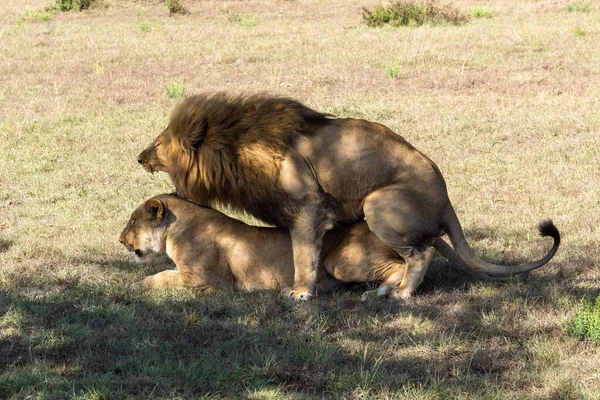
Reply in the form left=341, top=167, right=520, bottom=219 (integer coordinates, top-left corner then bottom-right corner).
left=137, top=93, right=329, bottom=224
left=119, top=198, right=168, bottom=262
left=137, top=126, right=177, bottom=174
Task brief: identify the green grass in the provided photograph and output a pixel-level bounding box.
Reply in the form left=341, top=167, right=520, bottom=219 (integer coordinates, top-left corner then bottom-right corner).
left=137, top=22, right=152, bottom=32
left=386, top=63, right=402, bottom=79
left=566, top=2, right=592, bottom=12
left=471, top=7, right=491, bottom=18
left=1, top=0, right=600, bottom=397
left=362, top=1, right=470, bottom=27
left=23, top=9, right=52, bottom=21
left=566, top=295, right=600, bottom=341
left=166, top=81, right=185, bottom=98
left=226, top=11, right=259, bottom=27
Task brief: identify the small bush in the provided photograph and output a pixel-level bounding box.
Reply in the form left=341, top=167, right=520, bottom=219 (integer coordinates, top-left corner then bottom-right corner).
left=471, top=7, right=491, bottom=18
left=567, top=2, right=592, bottom=12
left=566, top=295, right=600, bottom=342
left=56, top=0, right=96, bottom=11
left=166, top=0, right=188, bottom=16
left=362, top=1, right=470, bottom=27
left=166, top=82, right=185, bottom=98
left=573, top=27, right=585, bottom=36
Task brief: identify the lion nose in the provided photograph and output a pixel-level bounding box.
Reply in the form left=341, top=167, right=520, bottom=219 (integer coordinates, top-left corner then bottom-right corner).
left=138, top=158, right=143, bottom=164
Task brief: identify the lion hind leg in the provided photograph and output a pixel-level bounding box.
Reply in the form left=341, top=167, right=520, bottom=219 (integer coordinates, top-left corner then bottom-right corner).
left=363, top=187, right=437, bottom=300
left=390, top=247, right=434, bottom=299
left=360, top=269, right=403, bottom=301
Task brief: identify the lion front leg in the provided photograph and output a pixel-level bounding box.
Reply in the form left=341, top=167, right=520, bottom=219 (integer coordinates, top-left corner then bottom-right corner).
left=281, top=206, right=332, bottom=301
left=135, top=269, right=205, bottom=290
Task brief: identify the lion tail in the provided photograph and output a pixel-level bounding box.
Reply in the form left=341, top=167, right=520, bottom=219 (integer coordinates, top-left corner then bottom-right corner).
left=434, top=205, right=560, bottom=278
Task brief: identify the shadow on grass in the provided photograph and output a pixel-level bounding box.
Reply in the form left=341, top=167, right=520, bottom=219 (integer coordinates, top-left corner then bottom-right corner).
left=0, top=250, right=596, bottom=398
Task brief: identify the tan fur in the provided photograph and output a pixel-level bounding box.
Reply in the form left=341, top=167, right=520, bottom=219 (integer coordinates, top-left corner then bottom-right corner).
left=138, top=93, right=560, bottom=301
left=119, top=194, right=406, bottom=297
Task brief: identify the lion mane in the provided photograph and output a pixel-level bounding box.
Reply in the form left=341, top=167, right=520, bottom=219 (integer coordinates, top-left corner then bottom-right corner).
left=166, top=93, right=333, bottom=226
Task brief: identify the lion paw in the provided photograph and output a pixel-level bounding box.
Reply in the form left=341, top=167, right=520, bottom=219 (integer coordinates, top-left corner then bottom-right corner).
left=280, top=287, right=313, bottom=301
left=361, top=286, right=391, bottom=302
left=131, top=280, right=145, bottom=290
left=360, top=290, right=378, bottom=302
left=389, top=289, right=412, bottom=301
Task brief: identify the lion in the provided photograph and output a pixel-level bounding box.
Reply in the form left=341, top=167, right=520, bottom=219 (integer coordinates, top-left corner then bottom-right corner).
left=138, top=93, right=561, bottom=300
left=119, top=194, right=412, bottom=299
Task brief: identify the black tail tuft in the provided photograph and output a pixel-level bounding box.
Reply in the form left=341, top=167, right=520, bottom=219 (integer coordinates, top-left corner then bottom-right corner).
left=538, top=220, right=560, bottom=245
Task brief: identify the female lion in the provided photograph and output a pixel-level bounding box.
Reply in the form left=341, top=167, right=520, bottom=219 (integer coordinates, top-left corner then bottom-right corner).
left=120, top=194, right=408, bottom=300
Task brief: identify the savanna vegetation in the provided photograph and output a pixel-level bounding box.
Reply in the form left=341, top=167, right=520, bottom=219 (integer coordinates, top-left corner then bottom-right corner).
left=1, top=0, right=599, bottom=398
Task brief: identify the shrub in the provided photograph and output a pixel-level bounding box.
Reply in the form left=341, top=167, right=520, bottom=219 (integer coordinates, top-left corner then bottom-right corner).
left=56, top=0, right=96, bottom=11
left=166, top=0, right=188, bottom=16
left=362, top=1, right=470, bottom=27
left=566, top=295, right=600, bottom=342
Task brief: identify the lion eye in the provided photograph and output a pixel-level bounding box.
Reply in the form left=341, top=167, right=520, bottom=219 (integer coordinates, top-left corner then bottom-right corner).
left=154, top=142, right=160, bottom=147
left=130, top=219, right=136, bottom=226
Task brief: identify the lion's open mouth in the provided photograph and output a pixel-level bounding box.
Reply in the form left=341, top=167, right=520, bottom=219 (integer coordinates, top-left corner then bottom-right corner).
left=134, top=249, right=143, bottom=258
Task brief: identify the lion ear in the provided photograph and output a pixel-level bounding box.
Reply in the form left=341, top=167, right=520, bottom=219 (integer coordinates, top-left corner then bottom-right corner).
left=145, top=199, right=164, bottom=221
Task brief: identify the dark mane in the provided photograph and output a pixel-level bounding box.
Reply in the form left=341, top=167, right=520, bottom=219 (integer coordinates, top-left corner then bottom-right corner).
left=166, top=93, right=335, bottom=226
left=169, top=92, right=332, bottom=151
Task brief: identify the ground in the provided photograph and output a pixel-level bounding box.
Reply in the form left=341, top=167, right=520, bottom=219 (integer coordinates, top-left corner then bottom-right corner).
left=0, top=0, right=599, bottom=398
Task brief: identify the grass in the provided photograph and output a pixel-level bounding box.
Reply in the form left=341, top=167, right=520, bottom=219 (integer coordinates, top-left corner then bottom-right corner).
left=226, top=11, right=259, bottom=27
left=362, top=1, right=470, bottom=27
left=22, top=9, right=53, bottom=21
left=166, top=81, right=185, bottom=98
left=137, top=22, right=152, bottom=32
left=1, top=0, right=600, bottom=397
left=567, top=2, right=592, bottom=12
left=471, top=7, right=491, bottom=18
left=386, top=63, right=402, bottom=79
left=566, top=295, right=600, bottom=341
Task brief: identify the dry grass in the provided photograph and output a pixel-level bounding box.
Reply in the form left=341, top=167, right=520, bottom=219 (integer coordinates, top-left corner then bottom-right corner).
left=1, top=0, right=600, bottom=398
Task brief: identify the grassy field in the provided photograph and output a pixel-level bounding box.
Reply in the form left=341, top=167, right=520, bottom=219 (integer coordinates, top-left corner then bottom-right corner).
left=1, top=0, right=600, bottom=398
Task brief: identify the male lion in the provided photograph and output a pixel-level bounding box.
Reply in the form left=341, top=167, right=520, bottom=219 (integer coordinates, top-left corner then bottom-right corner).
left=138, top=93, right=561, bottom=300
left=119, top=194, right=410, bottom=299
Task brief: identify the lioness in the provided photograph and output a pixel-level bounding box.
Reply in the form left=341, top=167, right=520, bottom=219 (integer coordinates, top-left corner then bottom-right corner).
left=138, top=93, right=561, bottom=300
left=119, top=194, right=410, bottom=299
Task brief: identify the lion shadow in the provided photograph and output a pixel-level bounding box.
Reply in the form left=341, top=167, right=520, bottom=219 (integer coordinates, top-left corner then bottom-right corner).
left=2, top=233, right=594, bottom=397
left=2, top=262, right=594, bottom=398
